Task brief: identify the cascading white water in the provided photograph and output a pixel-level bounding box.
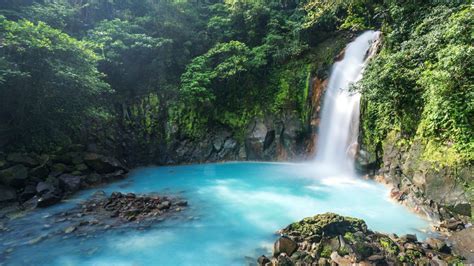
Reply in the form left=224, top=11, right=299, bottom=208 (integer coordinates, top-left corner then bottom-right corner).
left=314, top=31, right=380, bottom=172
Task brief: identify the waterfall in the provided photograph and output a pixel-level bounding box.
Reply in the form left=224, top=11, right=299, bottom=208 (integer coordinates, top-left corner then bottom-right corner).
left=314, top=31, right=380, bottom=173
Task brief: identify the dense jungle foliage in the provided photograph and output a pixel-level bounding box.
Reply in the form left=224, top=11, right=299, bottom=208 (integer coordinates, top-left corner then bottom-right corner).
left=0, top=0, right=471, bottom=172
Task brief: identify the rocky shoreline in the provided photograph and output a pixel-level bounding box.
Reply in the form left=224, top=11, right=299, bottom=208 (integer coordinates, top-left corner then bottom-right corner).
left=259, top=213, right=467, bottom=265
left=365, top=174, right=472, bottom=233
left=0, top=145, right=129, bottom=213
left=0, top=191, right=189, bottom=263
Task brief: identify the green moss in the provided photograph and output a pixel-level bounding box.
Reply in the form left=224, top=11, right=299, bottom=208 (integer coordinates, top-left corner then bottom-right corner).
left=343, top=232, right=356, bottom=243
left=398, top=250, right=422, bottom=263
left=338, top=245, right=350, bottom=256
left=379, top=237, right=399, bottom=255
left=421, top=139, right=466, bottom=167
left=320, top=245, right=332, bottom=258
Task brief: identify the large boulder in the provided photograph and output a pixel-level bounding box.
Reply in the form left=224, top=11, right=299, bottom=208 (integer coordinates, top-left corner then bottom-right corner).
left=0, top=164, right=28, bottom=188
left=282, top=213, right=367, bottom=242
left=84, top=153, right=127, bottom=174
left=36, top=181, right=55, bottom=194
left=58, top=174, right=82, bottom=192
left=37, top=191, right=62, bottom=207
left=274, top=236, right=298, bottom=256
left=34, top=181, right=63, bottom=207
left=0, top=184, right=17, bottom=203
left=448, top=227, right=474, bottom=263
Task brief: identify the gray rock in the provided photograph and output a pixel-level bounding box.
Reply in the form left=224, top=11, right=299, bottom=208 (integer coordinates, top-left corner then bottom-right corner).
left=37, top=191, right=62, bottom=207
left=64, top=226, right=76, bottom=234
left=448, top=227, right=474, bottom=263
left=0, top=164, right=28, bottom=188
left=274, top=236, right=298, bottom=256
left=59, top=174, right=82, bottom=192
left=36, top=182, right=54, bottom=194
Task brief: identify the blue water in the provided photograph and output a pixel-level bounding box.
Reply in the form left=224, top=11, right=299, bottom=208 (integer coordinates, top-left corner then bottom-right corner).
left=1, top=162, right=430, bottom=266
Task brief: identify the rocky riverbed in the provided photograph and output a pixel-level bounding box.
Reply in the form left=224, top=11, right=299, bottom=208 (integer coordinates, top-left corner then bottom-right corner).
left=0, top=191, right=189, bottom=263
left=259, top=213, right=468, bottom=265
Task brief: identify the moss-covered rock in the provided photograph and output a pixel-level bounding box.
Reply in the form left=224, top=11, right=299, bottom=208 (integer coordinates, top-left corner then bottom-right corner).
left=283, top=212, right=367, bottom=242
left=260, top=213, right=464, bottom=265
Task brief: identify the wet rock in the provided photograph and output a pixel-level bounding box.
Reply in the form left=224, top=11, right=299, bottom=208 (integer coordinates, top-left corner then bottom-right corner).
left=175, top=200, right=188, bottom=207
left=0, top=185, right=17, bottom=203
left=274, top=236, right=298, bottom=256
left=91, top=190, right=107, bottom=200
left=37, top=190, right=62, bottom=207
left=36, top=182, right=54, bottom=194
left=84, top=153, right=127, bottom=174
left=400, top=234, right=417, bottom=243
left=257, top=255, right=271, bottom=266
left=59, top=174, right=82, bottom=192
left=64, top=226, right=76, bottom=234
left=260, top=213, right=461, bottom=265
left=0, top=164, right=28, bottom=188
left=19, top=185, right=37, bottom=202
left=157, top=201, right=171, bottom=210
left=275, top=253, right=293, bottom=266
left=75, top=192, right=187, bottom=224
left=29, top=235, right=47, bottom=245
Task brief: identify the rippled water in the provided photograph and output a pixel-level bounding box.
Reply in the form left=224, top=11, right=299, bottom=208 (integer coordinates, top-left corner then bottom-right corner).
left=1, top=162, right=430, bottom=266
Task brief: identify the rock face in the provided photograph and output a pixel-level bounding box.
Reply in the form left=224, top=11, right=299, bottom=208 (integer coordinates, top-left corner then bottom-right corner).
left=448, top=227, right=474, bottom=263
left=274, top=237, right=298, bottom=257
left=157, top=114, right=308, bottom=165
left=258, top=213, right=462, bottom=266
left=362, top=132, right=472, bottom=226
left=58, top=174, right=82, bottom=192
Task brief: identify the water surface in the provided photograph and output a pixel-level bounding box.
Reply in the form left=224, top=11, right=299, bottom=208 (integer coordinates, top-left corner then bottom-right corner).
left=1, top=162, right=429, bottom=266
